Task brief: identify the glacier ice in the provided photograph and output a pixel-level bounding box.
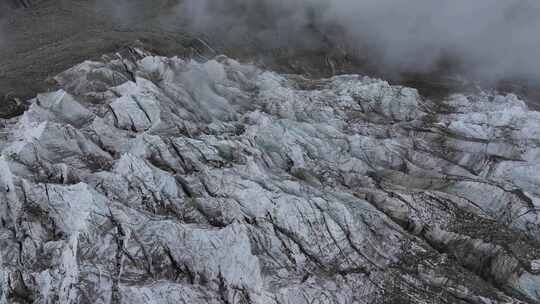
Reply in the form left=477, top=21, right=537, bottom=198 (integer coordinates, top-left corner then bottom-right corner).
left=1, top=48, right=540, bottom=303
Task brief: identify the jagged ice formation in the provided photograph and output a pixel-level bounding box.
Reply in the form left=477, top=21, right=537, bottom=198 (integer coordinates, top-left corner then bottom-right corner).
left=1, top=49, right=540, bottom=303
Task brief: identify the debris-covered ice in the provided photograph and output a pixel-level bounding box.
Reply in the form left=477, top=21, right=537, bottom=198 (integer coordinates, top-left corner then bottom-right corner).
left=1, top=49, right=540, bottom=303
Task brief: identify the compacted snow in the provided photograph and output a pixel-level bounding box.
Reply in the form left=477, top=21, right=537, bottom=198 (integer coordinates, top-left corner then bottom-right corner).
left=1, top=48, right=540, bottom=303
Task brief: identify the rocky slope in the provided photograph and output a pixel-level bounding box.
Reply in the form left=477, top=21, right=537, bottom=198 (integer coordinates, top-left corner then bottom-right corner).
left=4, top=0, right=528, bottom=120
left=1, top=49, right=540, bottom=303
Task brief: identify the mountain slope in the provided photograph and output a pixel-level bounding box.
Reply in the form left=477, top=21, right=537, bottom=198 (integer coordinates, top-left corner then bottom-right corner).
left=6, top=0, right=533, bottom=120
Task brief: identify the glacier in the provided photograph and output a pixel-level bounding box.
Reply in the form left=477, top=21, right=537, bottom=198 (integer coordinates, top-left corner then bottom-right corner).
left=1, top=48, right=540, bottom=303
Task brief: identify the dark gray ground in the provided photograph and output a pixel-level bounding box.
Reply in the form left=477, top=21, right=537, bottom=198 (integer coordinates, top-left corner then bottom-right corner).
left=1, top=0, right=540, bottom=118
left=0, top=0, right=194, bottom=117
